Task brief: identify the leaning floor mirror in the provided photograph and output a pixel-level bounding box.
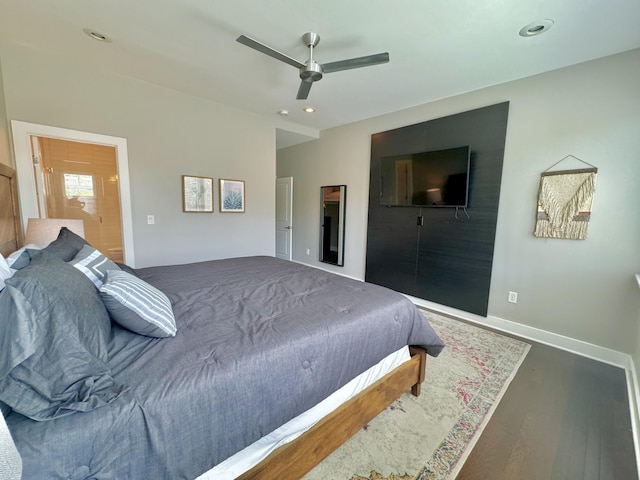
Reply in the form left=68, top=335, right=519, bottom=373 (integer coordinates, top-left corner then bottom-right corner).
left=320, top=185, right=346, bottom=266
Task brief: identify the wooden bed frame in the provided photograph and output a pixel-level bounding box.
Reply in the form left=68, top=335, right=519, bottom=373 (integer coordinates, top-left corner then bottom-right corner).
left=0, top=163, right=23, bottom=258
left=0, top=163, right=429, bottom=479
left=238, top=346, right=427, bottom=479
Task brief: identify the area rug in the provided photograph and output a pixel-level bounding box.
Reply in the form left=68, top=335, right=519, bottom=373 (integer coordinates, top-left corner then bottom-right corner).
left=303, top=309, right=530, bottom=480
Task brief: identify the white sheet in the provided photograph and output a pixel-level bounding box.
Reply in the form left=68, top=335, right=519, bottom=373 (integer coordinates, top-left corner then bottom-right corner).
left=0, top=410, right=22, bottom=480
left=197, top=346, right=411, bottom=480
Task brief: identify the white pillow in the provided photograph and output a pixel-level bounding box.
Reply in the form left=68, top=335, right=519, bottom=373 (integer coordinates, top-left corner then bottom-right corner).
left=0, top=404, right=22, bottom=479
left=0, top=254, right=11, bottom=291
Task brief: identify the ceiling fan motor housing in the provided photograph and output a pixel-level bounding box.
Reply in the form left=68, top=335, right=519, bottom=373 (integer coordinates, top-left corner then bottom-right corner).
left=300, top=61, right=323, bottom=82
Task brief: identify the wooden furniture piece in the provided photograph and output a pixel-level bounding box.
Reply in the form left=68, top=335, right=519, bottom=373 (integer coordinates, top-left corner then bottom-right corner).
left=238, top=347, right=427, bottom=480
left=0, top=163, right=23, bottom=257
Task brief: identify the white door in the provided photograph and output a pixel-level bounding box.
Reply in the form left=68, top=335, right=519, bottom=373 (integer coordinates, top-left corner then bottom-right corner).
left=275, top=177, right=293, bottom=260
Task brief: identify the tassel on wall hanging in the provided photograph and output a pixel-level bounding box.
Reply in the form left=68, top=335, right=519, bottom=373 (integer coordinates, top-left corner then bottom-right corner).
left=533, top=155, right=597, bottom=240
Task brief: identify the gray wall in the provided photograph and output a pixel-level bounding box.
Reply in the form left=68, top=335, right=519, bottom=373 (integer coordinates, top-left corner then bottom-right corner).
left=0, top=42, right=276, bottom=267
left=278, top=48, right=640, bottom=356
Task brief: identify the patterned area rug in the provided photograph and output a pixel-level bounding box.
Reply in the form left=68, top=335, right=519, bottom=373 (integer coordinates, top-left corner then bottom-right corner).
left=303, top=309, right=530, bottom=480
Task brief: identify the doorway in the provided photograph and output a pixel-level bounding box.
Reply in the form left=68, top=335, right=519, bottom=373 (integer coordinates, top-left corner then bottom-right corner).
left=35, top=137, right=124, bottom=262
left=11, top=120, right=135, bottom=266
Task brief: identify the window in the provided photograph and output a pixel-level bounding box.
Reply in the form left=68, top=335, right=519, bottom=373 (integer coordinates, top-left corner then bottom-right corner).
left=64, top=173, right=94, bottom=197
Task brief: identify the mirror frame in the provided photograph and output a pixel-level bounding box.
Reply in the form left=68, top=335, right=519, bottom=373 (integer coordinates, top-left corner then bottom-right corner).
left=320, top=185, right=346, bottom=266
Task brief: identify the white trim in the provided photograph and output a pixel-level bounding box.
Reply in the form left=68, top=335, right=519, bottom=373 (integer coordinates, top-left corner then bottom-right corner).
left=407, top=296, right=630, bottom=366
left=626, top=362, right=640, bottom=477
left=10, top=120, right=136, bottom=267
left=293, top=259, right=362, bottom=281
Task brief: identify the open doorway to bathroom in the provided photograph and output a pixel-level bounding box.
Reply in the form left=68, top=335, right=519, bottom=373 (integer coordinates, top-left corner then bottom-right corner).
left=33, top=136, right=123, bottom=262
left=10, top=120, right=135, bottom=266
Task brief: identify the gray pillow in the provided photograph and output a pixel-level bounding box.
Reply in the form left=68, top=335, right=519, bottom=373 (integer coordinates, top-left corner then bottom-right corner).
left=0, top=250, right=127, bottom=421
left=70, top=245, right=121, bottom=288
left=42, top=226, right=89, bottom=262
left=100, top=270, right=177, bottom=338
left=5, top=245, right=41, bottom=271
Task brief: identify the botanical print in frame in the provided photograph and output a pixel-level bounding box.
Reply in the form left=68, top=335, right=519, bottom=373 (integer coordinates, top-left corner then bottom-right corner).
left=219, top=179, right=245, bottom=213
left=182, top=175, right=213, bottom=213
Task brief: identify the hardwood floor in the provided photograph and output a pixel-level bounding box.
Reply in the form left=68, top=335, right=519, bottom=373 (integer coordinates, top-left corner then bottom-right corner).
left=456, top=339, right=638, bottom=480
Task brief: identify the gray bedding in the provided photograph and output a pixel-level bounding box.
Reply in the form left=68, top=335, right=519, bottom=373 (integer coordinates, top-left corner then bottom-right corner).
left=5, top=256, right=444, bottom=479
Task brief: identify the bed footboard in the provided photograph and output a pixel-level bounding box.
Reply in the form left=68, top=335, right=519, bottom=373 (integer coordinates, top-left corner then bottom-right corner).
left=237, top=346, right=428, bottom=480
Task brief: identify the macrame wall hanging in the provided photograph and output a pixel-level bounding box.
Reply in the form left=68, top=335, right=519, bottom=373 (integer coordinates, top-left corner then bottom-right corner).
left=534, top=155, right=597, bottom=240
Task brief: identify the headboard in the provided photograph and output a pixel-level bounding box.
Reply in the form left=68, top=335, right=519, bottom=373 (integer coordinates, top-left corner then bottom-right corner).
left=0, top=163, right=23, bottom=257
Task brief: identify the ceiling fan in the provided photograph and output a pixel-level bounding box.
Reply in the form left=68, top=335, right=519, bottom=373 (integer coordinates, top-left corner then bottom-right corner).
left=236, top=32, right=390, bottom=100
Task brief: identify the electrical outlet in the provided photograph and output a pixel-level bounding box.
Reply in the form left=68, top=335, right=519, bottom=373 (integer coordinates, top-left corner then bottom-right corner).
left=508, top=291, right=518, bottom=303
left=147, top=215, right=155, bottom=225
left=306, top=248, right=310, bottom=255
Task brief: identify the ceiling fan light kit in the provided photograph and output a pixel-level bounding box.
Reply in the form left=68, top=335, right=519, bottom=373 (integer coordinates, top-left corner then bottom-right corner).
left=236, top=32, right=389, bottom=100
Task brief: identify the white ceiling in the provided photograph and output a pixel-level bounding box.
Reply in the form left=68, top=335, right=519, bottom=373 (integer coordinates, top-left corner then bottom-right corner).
left=1, top=0, right=639, bottom=149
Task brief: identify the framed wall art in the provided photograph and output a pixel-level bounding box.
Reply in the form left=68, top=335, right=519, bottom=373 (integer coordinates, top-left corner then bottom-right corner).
left=219, top=179, right=245, bottom=213
left=533, top=156, right=598, bottom=240
left=182, top=175, right=213, bottom=213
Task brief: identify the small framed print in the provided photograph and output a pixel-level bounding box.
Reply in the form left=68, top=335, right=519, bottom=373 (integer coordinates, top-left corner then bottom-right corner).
left=219, top=179, right=245, bottom=213
left=182, top=175, right=213, bottom=213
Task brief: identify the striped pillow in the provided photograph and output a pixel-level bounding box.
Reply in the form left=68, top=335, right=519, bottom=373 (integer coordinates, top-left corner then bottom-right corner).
left=70, top=245, right=120, bottom=288
left=100, top=270, right=177, bottom=338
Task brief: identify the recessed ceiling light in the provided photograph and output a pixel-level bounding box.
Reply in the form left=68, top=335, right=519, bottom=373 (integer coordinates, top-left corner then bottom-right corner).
left=519, top=19, right=554, bottom=37
left=303, top=107, right=315, bottom=113
left=83, top=28, right=112, bottom=42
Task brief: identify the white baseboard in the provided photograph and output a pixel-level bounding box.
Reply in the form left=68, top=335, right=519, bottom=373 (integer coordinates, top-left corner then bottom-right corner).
left=293, top=260, right=362, bottom=281
left=407, top=295, right=640, bottom=477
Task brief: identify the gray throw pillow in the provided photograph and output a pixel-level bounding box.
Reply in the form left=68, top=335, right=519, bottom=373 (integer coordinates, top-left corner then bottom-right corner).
left=0, top=250, right=127, bottom=421
left=70, top=245, right=121, bottom=288
left=100, top=270, right=177, bottom=338
left=5, top=245, right=41, bottom=271
left=42, top=226, right=89, bottom=262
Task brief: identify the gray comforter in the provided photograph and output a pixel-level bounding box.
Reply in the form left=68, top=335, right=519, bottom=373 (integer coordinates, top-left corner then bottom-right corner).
left=7, top=256, right=444, bottom=479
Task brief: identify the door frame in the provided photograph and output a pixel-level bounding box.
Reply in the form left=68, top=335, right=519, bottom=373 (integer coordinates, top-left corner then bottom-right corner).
left=10, top=120, right=135, bottom=266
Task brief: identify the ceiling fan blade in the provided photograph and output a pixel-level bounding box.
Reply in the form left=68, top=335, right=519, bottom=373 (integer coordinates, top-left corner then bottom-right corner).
left=296, top=80, right=313, bottom=100
left=236, top=35, right=305, bottom=69
left=322, top=52, right=390, bottom=74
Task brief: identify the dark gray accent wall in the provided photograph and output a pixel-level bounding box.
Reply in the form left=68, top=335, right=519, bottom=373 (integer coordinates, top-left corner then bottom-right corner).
left=365, top=102, right=509, bottom=316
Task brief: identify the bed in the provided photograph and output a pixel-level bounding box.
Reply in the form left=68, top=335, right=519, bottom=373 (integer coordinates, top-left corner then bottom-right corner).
left=0, top=164, right=444, bottom=479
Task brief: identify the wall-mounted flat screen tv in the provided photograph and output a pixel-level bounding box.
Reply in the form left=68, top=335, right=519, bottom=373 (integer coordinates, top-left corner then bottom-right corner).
left=379, top=146, right=470, bottom=207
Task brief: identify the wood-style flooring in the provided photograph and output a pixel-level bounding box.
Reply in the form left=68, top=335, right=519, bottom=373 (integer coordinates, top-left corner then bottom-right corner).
left=456, top=335, right=638, bottom=480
